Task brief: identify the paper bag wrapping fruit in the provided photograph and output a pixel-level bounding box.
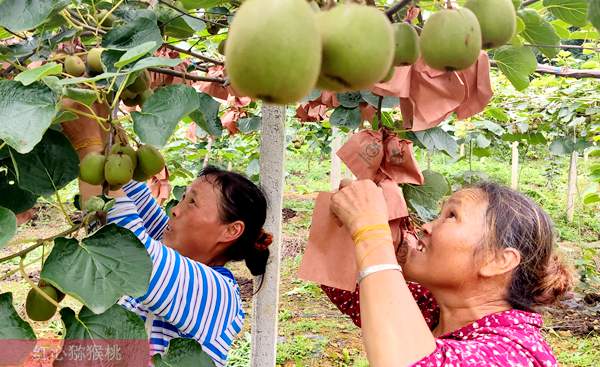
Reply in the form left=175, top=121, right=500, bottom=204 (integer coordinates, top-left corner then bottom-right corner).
left=297, top=129, right=423, bottom=291
left=295, top=52, right=492, bottom=130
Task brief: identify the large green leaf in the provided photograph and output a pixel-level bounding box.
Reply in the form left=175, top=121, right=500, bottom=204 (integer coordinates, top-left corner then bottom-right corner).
left=411, top=127, right=458, bottom=158
left=238, top=116, right=261, bottom=134
left=0, top=293, right=36, bottom=366
left=14, top=62, right=62, bottom=86
left=360, top=91, right=399, bottom=108
left=0, top=207, right=16, bottom=248
left=0, top=162, right=39, bottom=213
left=129, top=57, right=183, bottom=72
left=133, top=85, right=201, bottom=147
left=518, top=9, right=560, bottom=58
left=12, top=130, right=78, bottom=196
left=590, top=0, right=600, bottom=32
left=549, top=138, right=592, bottom=155
left=156, top=4, right=206, bottom=38
left=0, top=80, right=57, bottom=154
left=543, top=0, right=589, bottom=27
left=502, top=132, right=547, bottom=144
left=114, top=41, right=158, bottom=69
left=494, top=45, right=537, bottom=91
left=190, top=93, right=222, bottom=137
left=102, top=10, right=163, bottom=52
left=336, top=92, right=362, bottom=108
left=403, top=170, right=450, bottom=222
left=56, top=305, right=148, bottom=366
left=330, top=106, right=361, bottom=129
left=41, top=224, right=152, bottom=314
left=153, top=338, right=215, bottom=367
left=0, top=0, right=69, bottom=32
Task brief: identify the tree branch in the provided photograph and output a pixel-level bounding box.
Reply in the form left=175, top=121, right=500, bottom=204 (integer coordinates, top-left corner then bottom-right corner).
left=0, top=224, right=81, bottom=264
left=385, top=0, right=412, bottom=20
left=157, top=0, right=228, bottom=28
left=490, top=60, right=600, bottom=79
left=148, top=67, right=227, bottom=83
left=522, top=0, right=540, bottom=6
left=163, top=43, right=224, bottom=65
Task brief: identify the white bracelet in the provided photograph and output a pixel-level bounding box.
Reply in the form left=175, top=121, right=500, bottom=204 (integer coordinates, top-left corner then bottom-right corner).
left=358, top=264, right=403, bottom=283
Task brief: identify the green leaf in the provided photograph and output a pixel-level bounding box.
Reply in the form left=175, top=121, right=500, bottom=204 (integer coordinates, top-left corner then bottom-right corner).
left=330, top=106, right=361, bottom=129
left=114, top=41, right=158, bottom=69
left=412, top=127, right=459, bottom=158
left=549, top=138, right=575, bottom=155
left=550, top=19, right=571, bottom=38
left=133, top=85, right=201, bottom=147
left=494, top=45, right=537, bottom=91
left=473, top=147, right=492, bottom=157
left=0, top=207, right=16, bottom=248
left=543, top=0, right=589, bottom=27
left=590, top=0, right=600, bottom=32
left=102, top=10, right=162, bottom=52
left=14, top=62, right=62, bottom=86
left=12, top=130, right=78, bottom=196
left=0, top=163, right=39, bottom=213
left=41, top=224, right=152, bottom=314
left=502, top=132, right=546, bottom=144
left=0, top=293, right=36, bottom=365
left=62, top=87, right=98, bottom=107
left=190, top=92, right=222, bottom=137
left=56, top=305, right=147, bottom=366
left=336, top=92, right=362, bottom=108
left=583, top=192, right=600, bottom=205
left=153, top=338, right=216, bottom=367
left=0, top=0, right=69, bottom=32
left=569, top=28, right=599, bottom=39
left=403, top=170, right=450, bottom=222
left=238, top=116, right=261, bottom=134
left=181, top=0, right=228, bottom=10
left=130, top=57, right=182, bottom=73
left=516, top=16, right=525, bottom=33
left=518, top=9, right=560, bottom=58
left=0, top=80, right=57, bottom=154
left=485, top=107, right=510, bottom=122
left=52, top=110, right=78, bottom=124
left=360, top=91, right=399, bottom=108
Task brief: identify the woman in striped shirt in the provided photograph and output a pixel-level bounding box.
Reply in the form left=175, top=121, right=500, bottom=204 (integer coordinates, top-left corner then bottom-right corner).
left=62, top=102, right=270, bottom=366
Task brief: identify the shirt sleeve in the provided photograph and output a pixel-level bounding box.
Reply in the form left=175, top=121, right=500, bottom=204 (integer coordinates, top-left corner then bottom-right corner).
left=321, top=282, right=439, bottom=328
left=107, top=196, right=244, bottom=357
left=121, top=181, right=169, bottom=240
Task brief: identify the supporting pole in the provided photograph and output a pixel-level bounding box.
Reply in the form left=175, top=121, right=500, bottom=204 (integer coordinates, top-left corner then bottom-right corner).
left=330, top=127, right=342, bottom=189
left=566, top=151, right=577, bottom=223
left=251, top=104, right=285, bottom=367
left=511, top=141, right=519, bottom=190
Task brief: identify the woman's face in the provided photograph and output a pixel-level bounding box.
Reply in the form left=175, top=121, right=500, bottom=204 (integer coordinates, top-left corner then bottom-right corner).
left=163, top=177, right=237, bottom=262
left=403, top=189, right=489, bottom=290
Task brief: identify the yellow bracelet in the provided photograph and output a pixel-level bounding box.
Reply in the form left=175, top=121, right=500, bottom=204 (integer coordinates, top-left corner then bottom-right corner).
left=351, top=223, right=390, bottom=243
left=355, top=232, right=393, bottom=247
left=72, top=138, right=104, bottom=152
left=357, top=241, right=393, bottom=267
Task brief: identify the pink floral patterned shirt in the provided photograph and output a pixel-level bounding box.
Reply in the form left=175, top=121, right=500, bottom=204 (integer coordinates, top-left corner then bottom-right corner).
left=321, top=283, right=558, bottom=367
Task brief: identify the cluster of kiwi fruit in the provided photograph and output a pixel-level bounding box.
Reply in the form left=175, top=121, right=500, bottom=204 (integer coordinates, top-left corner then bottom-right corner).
left=62, top=47, right=105, bottom=78
left=25, top=281, right=65, bottom=322
left=225, top=0, right=517, bottom=104
left=79, top=143, right=165, bottom=189
left=121, top=71, right=153, bottom=108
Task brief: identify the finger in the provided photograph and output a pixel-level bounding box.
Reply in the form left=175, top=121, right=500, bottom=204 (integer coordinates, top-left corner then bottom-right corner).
left=338, top=178, right=354, bottom=190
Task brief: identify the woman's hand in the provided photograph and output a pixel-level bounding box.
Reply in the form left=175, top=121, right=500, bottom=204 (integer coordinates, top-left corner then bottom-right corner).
left=331, top=180, right=389, bottom=234
left=60, top=98, right=110, bottom=159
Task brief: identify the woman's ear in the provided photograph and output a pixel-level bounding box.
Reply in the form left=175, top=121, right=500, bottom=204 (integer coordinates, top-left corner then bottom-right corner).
left=222, top=220, right=245, bottom=243
left=479, top=247, right=521, bottom=278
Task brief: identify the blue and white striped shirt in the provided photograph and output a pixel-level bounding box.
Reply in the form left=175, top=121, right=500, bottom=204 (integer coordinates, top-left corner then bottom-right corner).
left=107, top=181, right=245, bottom=366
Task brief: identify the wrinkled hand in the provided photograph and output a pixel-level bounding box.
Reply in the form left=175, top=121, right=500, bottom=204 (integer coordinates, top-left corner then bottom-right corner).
left=60, top=98, right=110, bottom=158
left=331, top=180, right=389, bottom=234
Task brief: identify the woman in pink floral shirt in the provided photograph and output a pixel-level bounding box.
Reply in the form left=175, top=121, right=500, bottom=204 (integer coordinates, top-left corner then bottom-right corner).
left=327, top=181, right=572, bottom=366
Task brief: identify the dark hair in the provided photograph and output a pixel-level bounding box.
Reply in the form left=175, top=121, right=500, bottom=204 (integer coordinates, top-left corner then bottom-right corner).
left=198, top=166, right=270, bottom=277
left=474, top=182, right=573, bottom=311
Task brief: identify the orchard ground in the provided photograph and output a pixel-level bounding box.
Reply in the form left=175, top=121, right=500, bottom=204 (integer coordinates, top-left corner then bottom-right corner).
left=2, top=147, right=598, bottom=367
